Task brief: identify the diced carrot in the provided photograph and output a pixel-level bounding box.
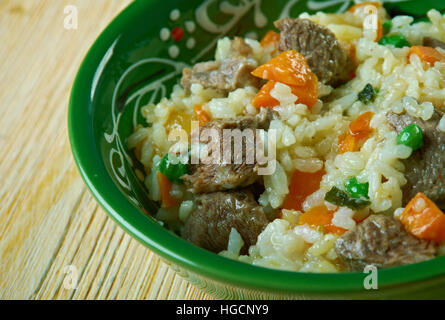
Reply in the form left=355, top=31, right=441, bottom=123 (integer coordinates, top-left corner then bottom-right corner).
left=194, top=105, right=211, bottom=126
left=251, top=50, right=319, bottom=109
left=348, top=1, right=381, bottom=13
left=338, top=112, right=374, bottom=154
left=409, top=46, right=445, bottom=66
left=260, top=30, right=280, bottom=48
left=298, top=205, right=347, bottom=236
left=251, top=50, right=314, bottom=87
left=400, top=193, right=445, bottom=244
left=289, top=72, right=319, bottom=108
left=252, top=81, right=280, bottom=108
left=157, top=171, right=181, bottom=208
left=376, top=19, right=383, bottom=42
left=338, top=133, right=358, bottom=154
left=349, top=111, right=374, bottom=139
left=347, top=42, right=357, bottom=65
left=282, top=169, right=325, bottom=212
left=253, top=76, right=318, bottom=109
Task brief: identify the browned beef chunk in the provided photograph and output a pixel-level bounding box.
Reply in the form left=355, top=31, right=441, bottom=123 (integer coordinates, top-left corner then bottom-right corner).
left=230, top=37, right=254, bottom=58
left=182, top=190, right=269, bottom=253
left=183, top=163, right=258, bottom=195
left=274, top=18, right=353, bottom=86
left=182, top=109, right=274, bottom=194
left=335, top=215, right=436, bottom=271
left=423, top=36, right=445, bottom=50
left=387, top=109, right=445, bottom=208
left=180, top=37, right=261, bottom=93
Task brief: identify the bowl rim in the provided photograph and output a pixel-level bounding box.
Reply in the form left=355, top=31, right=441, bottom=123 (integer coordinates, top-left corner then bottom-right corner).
left=68, top=0, right=445, bottom=294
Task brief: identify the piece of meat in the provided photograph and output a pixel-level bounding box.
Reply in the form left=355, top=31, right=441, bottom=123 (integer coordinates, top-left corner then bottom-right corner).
left=182, top=190, right=269, bottom=253
left=274, top=18, right=353, bottom=86
left=180, top=59, right=260, bottom=93
left=183, top=162, right=259, bottom=194
left=181, top=61, right=219, bottom=90
left=180, top=37, right=261, bottom=92
left=335, top=214, right=437, bottom=271
left=182, top=108, right=274, bottom=194
left=387, top=109, right=445, bottom=208
left=423, top=36, right=445, bottom=50
left=230, top=37, right=254, bottom=57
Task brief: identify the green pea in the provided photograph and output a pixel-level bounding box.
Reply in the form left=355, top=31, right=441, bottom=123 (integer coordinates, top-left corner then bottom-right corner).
left=345, top=177, right=370, bottom=199
left=397, top=123, right=423, bottom=152
left=159, top=153, right=189, bottom=184
left=378, top=34, right=411, bottom=48
left=382, top=20, right=392, bottom=35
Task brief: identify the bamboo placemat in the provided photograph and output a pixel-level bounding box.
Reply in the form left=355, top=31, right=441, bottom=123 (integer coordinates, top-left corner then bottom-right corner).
left=0, top=0, right=212, bottom=300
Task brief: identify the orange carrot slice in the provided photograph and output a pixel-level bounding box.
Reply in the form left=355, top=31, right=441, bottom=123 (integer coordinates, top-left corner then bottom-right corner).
left=409, top=46, right=445, bottom=66
left=282, top=169, right=325, bottom=212
left=338, top=112, right=374, bottom=153
left=298, top=205, right=347, bottom=236
left=251, top=50, right=314, bottom=87
left=338, top=133, right=358, bottom=154
left=157, top=171, right=181, bottom=208
left=252, top=81, right=280, bottom=108
left=253, top=77, right=318, bottom=109
left=289, top=73, right=319, bottom=108
left=349, top=111, right=374, bottom=139
left=376, top=18, right=384, bottom=42
left=194, top=105, right=211, bottom=126
left=400, top=193, right=445, bottom=244
left=260, top=30, right=280, bottom=48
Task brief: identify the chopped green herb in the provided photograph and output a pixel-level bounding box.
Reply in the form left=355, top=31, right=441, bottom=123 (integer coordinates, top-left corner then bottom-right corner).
left=325, top=187, right=371, bottom=210
left=397, top=123, right=424, bottom=153
left=159, top=153, right=189, bottom=184
left=345, top=177, right=370, bottom=199
left=378, top=34, right=411, bottom=48
left=358, top=83, right=378, bottom=104
left=382, top=20, right=392, bottom=35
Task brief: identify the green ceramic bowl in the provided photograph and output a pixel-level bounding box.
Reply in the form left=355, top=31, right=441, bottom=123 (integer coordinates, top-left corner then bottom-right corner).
left=69, top=0, right=445, bottom=299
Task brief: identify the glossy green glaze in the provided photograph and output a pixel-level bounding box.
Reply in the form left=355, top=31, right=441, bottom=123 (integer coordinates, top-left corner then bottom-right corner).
left=69, top=0, right=445, bottom=299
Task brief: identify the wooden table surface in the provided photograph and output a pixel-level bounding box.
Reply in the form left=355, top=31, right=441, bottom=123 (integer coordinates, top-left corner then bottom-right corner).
left=0, top=0, right=212, bottom=300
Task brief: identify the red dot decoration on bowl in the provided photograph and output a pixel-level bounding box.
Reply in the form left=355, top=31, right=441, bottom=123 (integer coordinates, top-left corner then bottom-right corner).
left=171, top=27, right=184, bottom=42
